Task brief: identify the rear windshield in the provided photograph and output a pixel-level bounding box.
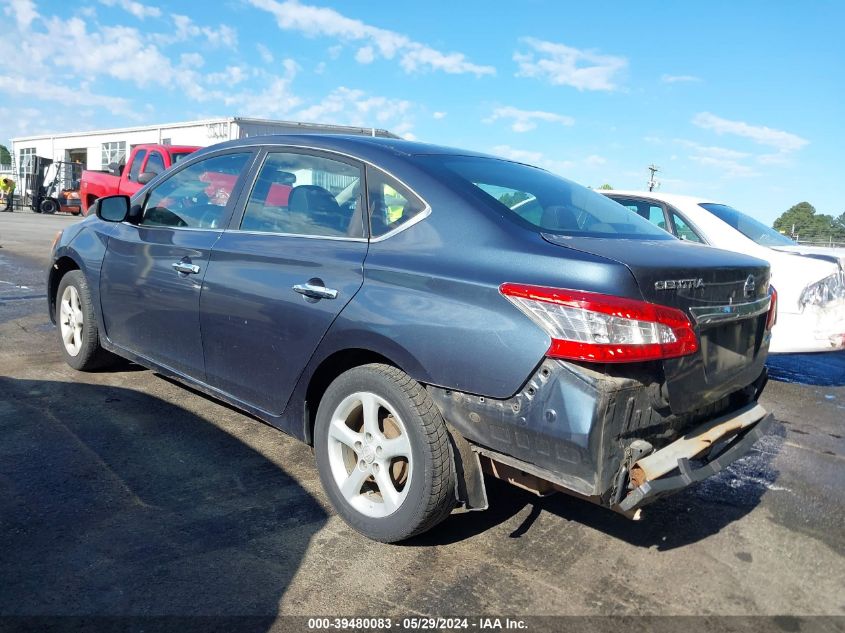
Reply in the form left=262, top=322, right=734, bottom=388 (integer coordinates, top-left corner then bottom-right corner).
left=700, top=203, right=795, bottom=247
left=416, top=155, right=674, bottom=240
left=171, top=152, right=193, bottom=165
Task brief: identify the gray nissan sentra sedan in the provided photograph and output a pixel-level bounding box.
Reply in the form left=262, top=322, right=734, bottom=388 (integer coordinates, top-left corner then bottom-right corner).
left=49, top=135, right=776, bottom=542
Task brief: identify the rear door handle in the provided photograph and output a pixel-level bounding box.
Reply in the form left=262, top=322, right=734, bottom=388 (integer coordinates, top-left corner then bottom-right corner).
left=293, top=283, right=338, bottom=300
left=172, top=261, right=201, bottom=275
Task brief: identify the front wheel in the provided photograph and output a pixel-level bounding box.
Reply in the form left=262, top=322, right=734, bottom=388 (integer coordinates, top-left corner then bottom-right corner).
left=40, top=198, right=58, bottom=214
left=56, top=271, right=116, bottom=371
left=314, top=364, right=456, bottom=542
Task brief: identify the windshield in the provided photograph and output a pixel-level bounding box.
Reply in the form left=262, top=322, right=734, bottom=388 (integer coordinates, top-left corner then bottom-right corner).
left=416, top=155, right=675, bottom=240
left=700, top=203, right=795, bottom=247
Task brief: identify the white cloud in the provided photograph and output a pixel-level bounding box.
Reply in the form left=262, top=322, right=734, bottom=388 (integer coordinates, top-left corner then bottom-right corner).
left=689, top=154, right=759, bottom=178
left=99, top=0, right=161, bottom=19
left=168, top=14, right=237, bottom=48
left=247, top=0, right=495, bottom=76
left=585, top=155, right=606, bottom=166
left=514, top=38, right=627, bottom=91
left=675, top=139, right=751, bottom=161
left=433, top=111, right=446, bottom=120
left=207, top=65, right=249, bottom=86
left=355, top=46, right=375, bottom=64
left=675, top=139, right=758, bottom=178
left=484, top=105, right=574, bottom=132
left=257, top=43, right=274, bottom=63
left=692, top=112, right=808, bottom=153
left=296, top=86, right=413, bottom=130
left=491, top=144, right=574, bottom=174
left=4, top=0, right=38, bottom=28
left=0, top=75, right=135, bottom=117
left=660, top=74, right=701, bottom=84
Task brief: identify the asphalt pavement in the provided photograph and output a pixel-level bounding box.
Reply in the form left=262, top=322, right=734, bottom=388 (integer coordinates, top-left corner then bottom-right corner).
left=1, top=211, right=843, bottom=626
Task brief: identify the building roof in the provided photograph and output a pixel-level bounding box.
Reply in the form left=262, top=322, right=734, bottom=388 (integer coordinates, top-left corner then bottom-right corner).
left=11, top=117, right=397, bottom=142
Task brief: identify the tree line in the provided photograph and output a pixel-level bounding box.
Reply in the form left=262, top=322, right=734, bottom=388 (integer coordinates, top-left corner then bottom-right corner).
left=773, top=202, right=845, bottom=242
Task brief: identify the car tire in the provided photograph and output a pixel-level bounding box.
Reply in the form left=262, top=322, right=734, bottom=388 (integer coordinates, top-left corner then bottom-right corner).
left=314, top=363, right=456, bottom=543
left=40, top=198, right=58, bottom=214
left=56, top=270, right=116, bottom=371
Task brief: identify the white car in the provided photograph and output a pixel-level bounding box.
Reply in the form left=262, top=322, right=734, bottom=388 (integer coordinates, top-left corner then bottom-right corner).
left=600, top=191, right=845, bottom=354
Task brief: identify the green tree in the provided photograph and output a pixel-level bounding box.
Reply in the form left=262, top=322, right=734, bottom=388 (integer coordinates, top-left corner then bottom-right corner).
left=774, top=202, right=845, bottom=241
left=597, top=183, right=613, bottom=190
left=0, top=144, right=10, bottom=165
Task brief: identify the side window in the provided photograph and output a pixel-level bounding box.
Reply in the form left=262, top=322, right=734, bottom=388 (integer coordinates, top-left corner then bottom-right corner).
left=145, top=152, right=165, bottom=176
left=141, top=152, right=251, bottom=229
left=240, top=152, right=363, bottom=237
left=613, top=198, right=669, bottom=232
left=128, top=150, right=147, bottom=182
left=670, top=211, right=704, bottom=243
left=367, top=170, right=427, bottom=237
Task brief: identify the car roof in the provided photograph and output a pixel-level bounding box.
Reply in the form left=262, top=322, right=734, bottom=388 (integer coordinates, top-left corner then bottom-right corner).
left=600, top=190, right=722, bottom=207
left=198, top=133, right=507, bottom=163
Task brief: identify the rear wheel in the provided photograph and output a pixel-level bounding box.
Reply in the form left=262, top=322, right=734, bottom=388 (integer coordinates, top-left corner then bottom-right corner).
left=56, top=271, right=116, bottom=371
left=314, top=364, right=455, bottom=542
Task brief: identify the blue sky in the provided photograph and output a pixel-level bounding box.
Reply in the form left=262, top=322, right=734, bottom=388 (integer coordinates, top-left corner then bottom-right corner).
left=2, top=0, right=843, bottom=224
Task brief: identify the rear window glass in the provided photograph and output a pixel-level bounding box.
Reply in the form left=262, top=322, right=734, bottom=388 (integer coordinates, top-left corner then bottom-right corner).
left=700, top=203, right=795, bottom=246
left=416, top=155, right=674, bottom=240
left=171, top=152, right=193, bottom=165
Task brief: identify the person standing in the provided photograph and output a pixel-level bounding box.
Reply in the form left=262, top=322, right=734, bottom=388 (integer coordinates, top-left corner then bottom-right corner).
left=0, top=177, right=15, bottom=211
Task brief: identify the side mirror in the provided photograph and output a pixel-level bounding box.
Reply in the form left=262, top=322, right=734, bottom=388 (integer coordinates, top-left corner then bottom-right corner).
left=96, top=195, right=130, bottom=223
left=137, top=171, right=157, bottom=185
left=108, top=162, right=122, bottom=177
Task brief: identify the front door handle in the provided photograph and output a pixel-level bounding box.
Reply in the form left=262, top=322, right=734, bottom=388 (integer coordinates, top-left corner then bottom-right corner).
left=172, top=261, right=201, bottom=275
left=293, top=283, right=338, bottom=300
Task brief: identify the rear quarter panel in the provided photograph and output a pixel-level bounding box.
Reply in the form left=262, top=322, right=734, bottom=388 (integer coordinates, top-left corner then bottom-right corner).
left=306, top=183, right=642, bottom=401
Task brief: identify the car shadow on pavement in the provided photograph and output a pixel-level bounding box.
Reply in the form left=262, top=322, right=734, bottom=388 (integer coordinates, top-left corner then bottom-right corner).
left=766, top=352, right=845, bottom=387
left=414, top=423, right=785, bottom=552
left=0, top=377, right=327, bottom=621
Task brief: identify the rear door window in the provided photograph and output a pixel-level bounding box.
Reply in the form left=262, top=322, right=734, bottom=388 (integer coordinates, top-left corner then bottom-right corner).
left=240, top=151, right=363, bottom=238
left=367, top=169, right=427, bottom=237
left=609, top=197, right=670, bottom=233
left=670, top=211, right=704, bottom=243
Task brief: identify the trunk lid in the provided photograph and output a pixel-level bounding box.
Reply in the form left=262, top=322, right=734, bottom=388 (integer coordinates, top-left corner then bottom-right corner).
left=542, top=235, right=771, bottom=413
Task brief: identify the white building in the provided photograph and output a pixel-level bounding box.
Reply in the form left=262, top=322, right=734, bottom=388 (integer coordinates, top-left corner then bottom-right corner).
left=10, top=116, right=396, bottom=181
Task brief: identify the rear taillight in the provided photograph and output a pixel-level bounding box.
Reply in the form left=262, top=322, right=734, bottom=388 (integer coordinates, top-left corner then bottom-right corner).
left=499, top=283, right=699, bottom=363
left=766, top=286, right=778, bottom=330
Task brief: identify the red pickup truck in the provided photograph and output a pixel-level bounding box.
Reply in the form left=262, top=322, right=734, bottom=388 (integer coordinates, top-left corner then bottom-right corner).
left=80, top=144, right=199, bottom=215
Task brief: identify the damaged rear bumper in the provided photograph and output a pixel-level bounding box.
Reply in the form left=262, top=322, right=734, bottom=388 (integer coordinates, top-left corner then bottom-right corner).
left=429, top=357, right=771, bottom=516
left=617, top=403, right=772, bottom=513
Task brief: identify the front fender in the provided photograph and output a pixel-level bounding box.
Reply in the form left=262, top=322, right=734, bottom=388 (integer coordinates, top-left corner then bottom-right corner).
left=48, top=221, right=115, bottom=331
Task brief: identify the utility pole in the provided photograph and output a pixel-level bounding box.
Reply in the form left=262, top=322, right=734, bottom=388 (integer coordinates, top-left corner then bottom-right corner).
left=647, top=164, right=660, bottom=192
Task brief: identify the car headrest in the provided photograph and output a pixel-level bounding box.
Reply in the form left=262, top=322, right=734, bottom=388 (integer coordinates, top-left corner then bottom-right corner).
left=288, top=185, right=339, bottom=216
left=541, top=205, right=578, bottom=231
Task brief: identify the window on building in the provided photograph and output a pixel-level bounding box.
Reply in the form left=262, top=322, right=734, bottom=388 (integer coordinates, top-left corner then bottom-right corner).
left=18, top=147, right=35, bottom=175
left=101, top=141, right=127, bottom=170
